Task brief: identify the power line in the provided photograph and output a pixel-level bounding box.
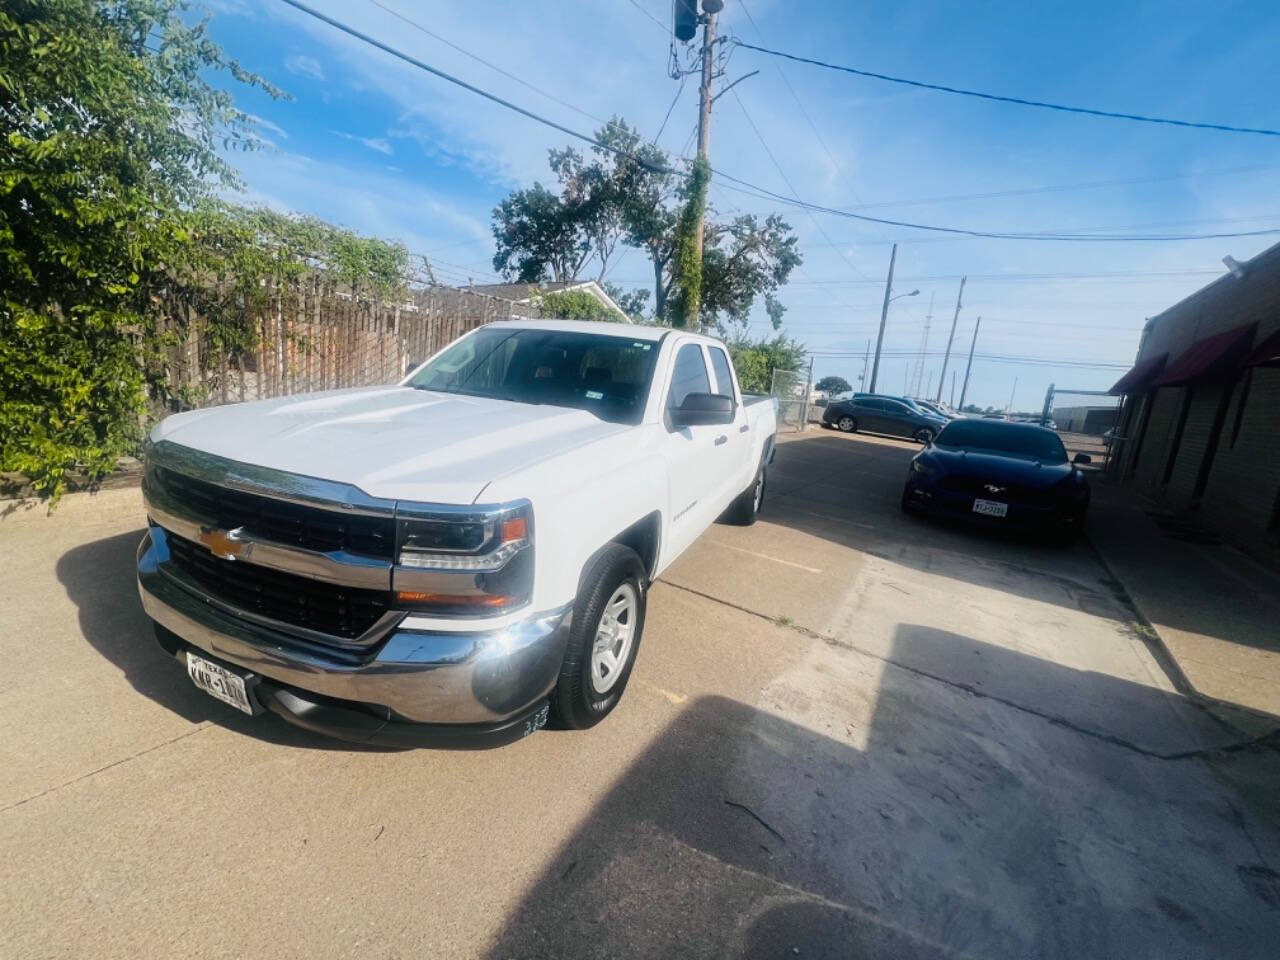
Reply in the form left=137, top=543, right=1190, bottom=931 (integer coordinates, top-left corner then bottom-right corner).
left=730, top=87, right=871, bottom=280
left=736, top=0, right=891, bottom=246
left=730, top=39, right=1280, bottom=137
left=364, top=0, right=611, bottom=128
left=811, top=163, right=1280, bottom=213
left=624, top=0, right=669, bottom=34
left=278, top=0, right=1280, bottom=245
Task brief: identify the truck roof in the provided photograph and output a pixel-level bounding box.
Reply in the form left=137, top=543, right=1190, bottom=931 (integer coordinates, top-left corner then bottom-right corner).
left=488, top=318, right=721, bottom=345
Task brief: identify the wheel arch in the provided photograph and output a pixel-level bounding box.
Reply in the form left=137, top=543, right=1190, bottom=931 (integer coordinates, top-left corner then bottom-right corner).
left=576, top=511, right=662, bottom=594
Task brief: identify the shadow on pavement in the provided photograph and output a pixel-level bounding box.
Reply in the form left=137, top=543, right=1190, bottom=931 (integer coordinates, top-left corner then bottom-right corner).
left=485, top=630, right=1280, bottom=959
left=55, top=528, right=398, bottom=752
left=764, top=433, right=1134, bottom=623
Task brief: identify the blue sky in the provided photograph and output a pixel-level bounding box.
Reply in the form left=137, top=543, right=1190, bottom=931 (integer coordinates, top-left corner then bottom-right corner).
left=207, top=0, right=1280, bottom=410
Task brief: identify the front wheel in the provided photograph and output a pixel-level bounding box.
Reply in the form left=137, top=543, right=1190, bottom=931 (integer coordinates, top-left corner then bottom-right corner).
left=913, top=427, right=935, bottom=444
left=550, top=544, right=647, bottom=730
left=836, top=415, right=857, bottom=433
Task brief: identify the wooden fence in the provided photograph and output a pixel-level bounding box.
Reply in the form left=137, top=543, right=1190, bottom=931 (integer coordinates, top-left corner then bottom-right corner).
left=156, top=283, right=533, bottom=410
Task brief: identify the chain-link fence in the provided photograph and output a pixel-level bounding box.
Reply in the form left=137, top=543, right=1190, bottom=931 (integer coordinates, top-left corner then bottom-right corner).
left=770, top=362, right=813, bottom=433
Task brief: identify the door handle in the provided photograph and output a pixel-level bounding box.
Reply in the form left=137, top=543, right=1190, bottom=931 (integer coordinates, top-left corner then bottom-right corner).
left=714, top=435, right=728, bottom=446
left=738, top=424, right=749, bottom=433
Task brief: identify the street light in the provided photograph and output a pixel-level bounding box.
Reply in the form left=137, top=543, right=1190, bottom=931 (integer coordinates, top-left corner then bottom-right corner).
left=869, top=242, right=919, bottom=392
left=889, top=288, right=920, bottom=303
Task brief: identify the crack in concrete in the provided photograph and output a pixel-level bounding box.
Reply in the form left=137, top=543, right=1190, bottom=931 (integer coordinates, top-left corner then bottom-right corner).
left=658, top=579, right=1280, bottom=763
left=1, top=721, right=219, bottom=815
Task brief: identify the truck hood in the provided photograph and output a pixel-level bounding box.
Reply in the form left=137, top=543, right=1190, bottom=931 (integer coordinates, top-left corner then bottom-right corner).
left=153, top=386, right=630, bottom=504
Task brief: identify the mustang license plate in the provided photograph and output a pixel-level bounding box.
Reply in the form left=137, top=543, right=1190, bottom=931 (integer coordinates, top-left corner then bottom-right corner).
left=972, top=498, right=1009, bottom=518
left=187, top=652, right=255, bottom=714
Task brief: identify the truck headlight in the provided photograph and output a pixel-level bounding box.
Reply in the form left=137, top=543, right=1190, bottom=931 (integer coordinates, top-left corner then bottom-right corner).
left=393, top=502, right=533, bottom=614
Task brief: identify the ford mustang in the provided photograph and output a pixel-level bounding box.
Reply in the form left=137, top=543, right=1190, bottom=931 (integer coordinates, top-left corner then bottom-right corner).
left=901, top=418, right=1091, bottom=539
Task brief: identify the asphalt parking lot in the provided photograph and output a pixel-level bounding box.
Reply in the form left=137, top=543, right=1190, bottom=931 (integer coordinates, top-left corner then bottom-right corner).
left=5, top=428, right=1280, bottom=959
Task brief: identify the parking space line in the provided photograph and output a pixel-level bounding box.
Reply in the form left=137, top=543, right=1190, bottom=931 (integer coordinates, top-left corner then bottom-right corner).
left=704, top=539, right=823, bottom=573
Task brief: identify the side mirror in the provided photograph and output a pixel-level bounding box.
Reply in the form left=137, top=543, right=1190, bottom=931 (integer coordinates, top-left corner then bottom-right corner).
left=1073, top=453, right=1092, bottom=465
left=671, top=392, right=735, bottom=427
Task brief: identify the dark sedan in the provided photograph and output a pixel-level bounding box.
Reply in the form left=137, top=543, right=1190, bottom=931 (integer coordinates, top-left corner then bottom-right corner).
left=901, top=419, right=1091, bottom=538
left=822, top=394, right=948, bottom=443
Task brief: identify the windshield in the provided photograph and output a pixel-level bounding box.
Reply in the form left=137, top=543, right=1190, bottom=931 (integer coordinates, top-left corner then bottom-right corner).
left=935, top=419, right=1068, bottom=462
left=407, top=326, right=660, bottom=424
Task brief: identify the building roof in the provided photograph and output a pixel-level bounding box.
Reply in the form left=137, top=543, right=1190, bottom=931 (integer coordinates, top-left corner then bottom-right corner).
left=1152, top=322, right=1257, bottom=387
left=467, top=279, right=625, bottom=317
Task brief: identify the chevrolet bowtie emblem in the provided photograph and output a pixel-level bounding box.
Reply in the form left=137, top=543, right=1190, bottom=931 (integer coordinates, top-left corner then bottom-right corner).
left=197, top=525, right=249, bottom=561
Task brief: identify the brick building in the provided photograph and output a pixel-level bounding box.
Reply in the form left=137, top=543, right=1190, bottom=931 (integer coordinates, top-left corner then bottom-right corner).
left=1109, top=240, right=1280, bottom=552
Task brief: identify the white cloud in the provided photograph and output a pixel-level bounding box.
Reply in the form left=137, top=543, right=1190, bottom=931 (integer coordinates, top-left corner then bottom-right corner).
left=284, top=54, right=325, bottom=81
left=245, top=113, right=288, bottom=141
left=332, top=130, right=393, bottom=155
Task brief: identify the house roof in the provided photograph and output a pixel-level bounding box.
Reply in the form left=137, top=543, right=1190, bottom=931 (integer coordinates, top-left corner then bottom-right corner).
left=467, top=281, right=584, bottom=302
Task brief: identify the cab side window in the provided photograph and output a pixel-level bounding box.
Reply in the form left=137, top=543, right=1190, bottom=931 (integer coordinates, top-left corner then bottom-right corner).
left=708, top=347, right=736, bottom=400
left=668, top=343, right=711, bottom=410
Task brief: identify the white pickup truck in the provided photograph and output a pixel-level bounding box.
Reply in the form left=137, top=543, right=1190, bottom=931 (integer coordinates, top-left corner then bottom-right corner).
left=137, top=319, right=777, bottom=746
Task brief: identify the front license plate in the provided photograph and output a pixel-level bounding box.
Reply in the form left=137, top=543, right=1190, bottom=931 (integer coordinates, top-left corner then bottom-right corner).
left=187, top=652, right=254, bottom=714
left=972, top=498, right=1009, bottom=518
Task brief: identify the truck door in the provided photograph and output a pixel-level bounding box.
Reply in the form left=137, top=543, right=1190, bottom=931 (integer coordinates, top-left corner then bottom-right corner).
left=662, top=342, right=722, bottom=559
left=707, top=344, right=750, bottom=505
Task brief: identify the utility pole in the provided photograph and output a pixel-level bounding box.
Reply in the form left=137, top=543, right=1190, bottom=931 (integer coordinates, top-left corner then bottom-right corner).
left=689, top=3, right=718, bottom=329
left=935, top=276, right=966, bottom=402
left=950, top=370, right=956, bottom=407
left=958, top=315, right=981, bottom=411
left=860, top=339, right=870, bottom=390
left=869, top=242, right=897, bottom=393
left=1007, top=376, right=1019, bottom=416
left=912, top=292, right=935, bottom=396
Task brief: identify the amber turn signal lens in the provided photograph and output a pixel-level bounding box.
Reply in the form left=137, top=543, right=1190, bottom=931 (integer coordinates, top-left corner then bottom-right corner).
left=500, top=516, right=527, bottom=542
left=395, top=590, right=511, bottom=608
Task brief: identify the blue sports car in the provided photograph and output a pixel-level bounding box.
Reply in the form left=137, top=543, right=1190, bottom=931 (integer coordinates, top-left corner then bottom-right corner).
left=902, top=418, right=1091, bottom=538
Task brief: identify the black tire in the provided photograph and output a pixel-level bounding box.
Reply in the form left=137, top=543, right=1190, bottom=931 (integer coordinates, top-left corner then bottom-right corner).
left=913, top=427, right=935, bottom=444
left=723, top=463, right=766, bottom=525
left=836, top=415, right=857, bottom=433
left=550, top=544, right=647, bottom=730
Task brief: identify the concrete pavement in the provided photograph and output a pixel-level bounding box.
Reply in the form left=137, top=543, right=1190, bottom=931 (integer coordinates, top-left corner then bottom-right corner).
left=4, top=428, right=1280, bottom=958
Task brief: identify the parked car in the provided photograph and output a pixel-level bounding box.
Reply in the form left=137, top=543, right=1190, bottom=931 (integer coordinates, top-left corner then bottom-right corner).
left=821, top=393, right=947, bottom=442
left=901, top=418, right=1091, bottom=538
left=912, top=398, right=954, bottom=420
left=137, top=320, right=777, bottom=746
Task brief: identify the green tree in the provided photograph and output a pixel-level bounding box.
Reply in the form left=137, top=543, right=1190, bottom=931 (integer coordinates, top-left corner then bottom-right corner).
left=816, top=375, right=852, bottom=395
left=726, top=333, right=805, bottom=394
left=536, top=288, right=622, bottom=322
left=0, top=0, right=280, bottom=499
left=490, top=119, right=801, bottom=330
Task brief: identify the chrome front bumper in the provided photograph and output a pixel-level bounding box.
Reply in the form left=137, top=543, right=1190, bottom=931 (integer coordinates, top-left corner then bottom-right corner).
left=137, top=527, right=572, bottom=730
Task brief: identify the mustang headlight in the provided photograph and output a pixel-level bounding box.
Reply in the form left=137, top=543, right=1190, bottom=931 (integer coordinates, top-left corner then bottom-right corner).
left=393, top=501, right=533, bottom=614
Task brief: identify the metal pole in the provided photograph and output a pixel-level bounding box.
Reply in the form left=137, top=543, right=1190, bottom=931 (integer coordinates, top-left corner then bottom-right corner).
left=860, top=339, right=870, bottom=390
left=935, top=276, right=966, bottom=401
left=868, top=243, right=897, bottom=393
left=950, top=370, right=956, bottom=407
left=1007, top=376, right=1018, bottom=416
left=958, top=315, right=981, bottom=411
left=690, top=8, right=717, bottom=329
left=1040, top=383, right=1055, bottom=426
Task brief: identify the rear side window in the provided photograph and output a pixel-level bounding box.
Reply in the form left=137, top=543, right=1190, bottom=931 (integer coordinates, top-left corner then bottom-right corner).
left=708, top=347, right=736, bottom=398
left=668, top=344, right=711, bottom=409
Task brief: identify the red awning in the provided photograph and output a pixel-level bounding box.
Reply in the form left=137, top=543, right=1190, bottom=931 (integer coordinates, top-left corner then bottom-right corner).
left=1152, top=322, right=1258, bottom=387
left=1109, top=351, right=1168, bottom=395
left=1245, top=328, right=1280, bottom=368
